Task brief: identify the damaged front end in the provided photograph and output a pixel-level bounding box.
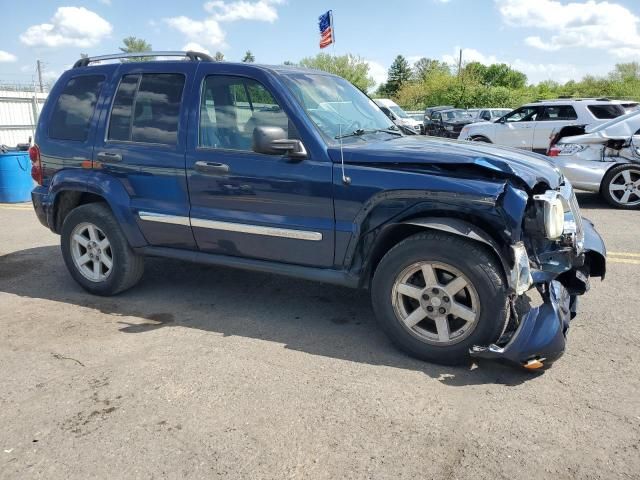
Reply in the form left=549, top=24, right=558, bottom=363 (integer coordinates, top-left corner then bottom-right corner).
left=471, top=181, right=607, bottom=369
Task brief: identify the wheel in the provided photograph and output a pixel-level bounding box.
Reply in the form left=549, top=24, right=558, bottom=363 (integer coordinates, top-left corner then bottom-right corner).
left=61, top=203, right=144, bottom=296
left=601, top=164, right=640, bottom=209
left=371, top=231, right=508, bottom=365
left=471, top=136, right=491, bottom=143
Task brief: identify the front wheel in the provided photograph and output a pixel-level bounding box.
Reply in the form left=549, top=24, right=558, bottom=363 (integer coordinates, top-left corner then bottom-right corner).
left=600, top=164, right=640, bottom=209
left=61, top=203, right=144, bottom=296
left=371, top=232, right=509, bottom=365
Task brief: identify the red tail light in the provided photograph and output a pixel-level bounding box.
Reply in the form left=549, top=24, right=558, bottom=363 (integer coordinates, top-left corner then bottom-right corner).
left=29, top=144, right=43, bottom=185
left=547, top=146, right=560, bottom=157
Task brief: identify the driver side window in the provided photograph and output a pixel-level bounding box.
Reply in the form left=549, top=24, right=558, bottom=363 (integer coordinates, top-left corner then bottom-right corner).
left=199, top=76, right=293, bottom=151
left=505, top=106, right=539, bottom=123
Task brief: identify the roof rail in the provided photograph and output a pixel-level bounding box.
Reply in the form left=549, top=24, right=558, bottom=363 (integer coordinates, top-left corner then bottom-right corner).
left=73, top=51, right=213, bottom=68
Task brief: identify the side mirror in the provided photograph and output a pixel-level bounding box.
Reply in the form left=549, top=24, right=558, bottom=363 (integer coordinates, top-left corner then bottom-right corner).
left=252, top=126, right=307, bottom=159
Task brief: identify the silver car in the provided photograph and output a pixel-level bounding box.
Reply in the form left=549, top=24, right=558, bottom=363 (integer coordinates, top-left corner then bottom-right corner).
left=548, top=110, right=640, bottom=209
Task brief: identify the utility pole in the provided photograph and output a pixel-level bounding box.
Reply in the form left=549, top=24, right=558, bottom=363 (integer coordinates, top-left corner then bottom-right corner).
left=36, top=60, right=44, bottom=93
left=457, top=49, right=463, bottom=78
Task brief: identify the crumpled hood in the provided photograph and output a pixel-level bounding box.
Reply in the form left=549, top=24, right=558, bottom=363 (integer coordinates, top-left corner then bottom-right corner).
left=443, top=119, right=475, bottom=127
left=328, top=136, right=562, bottom=190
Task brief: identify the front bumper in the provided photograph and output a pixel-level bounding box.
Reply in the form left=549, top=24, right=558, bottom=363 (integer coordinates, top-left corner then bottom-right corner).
left=470, top=218, right=606, bottom=369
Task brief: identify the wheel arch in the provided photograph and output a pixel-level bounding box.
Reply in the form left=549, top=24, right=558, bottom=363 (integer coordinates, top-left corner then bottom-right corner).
left=49, top=171, right=147, bottom=248
left=361, top=217, right=511, bottom=289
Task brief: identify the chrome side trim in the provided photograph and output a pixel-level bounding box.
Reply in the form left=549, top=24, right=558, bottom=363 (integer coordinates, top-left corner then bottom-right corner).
left=138, top=211, right=323, bottom=241
left=190, top=218, right=323, bottom=241
left=138, top=211, right=190, bottom=227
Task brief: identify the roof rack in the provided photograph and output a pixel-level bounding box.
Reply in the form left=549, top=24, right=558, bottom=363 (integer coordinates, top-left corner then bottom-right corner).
left=73, top=51, right=213, bottom=68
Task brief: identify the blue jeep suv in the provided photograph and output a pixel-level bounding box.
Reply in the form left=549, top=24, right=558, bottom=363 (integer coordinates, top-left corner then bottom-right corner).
left=30, top=51, right=606, bottom=369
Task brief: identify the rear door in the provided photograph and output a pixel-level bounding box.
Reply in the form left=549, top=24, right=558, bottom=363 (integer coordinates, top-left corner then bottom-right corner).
left=94, top=62, right=196, bottom=249
left=532, top=105, right=577, bottom=153
left=185, top=68, right=335, bottom=267
left=495, top=106, right=541, bottom=149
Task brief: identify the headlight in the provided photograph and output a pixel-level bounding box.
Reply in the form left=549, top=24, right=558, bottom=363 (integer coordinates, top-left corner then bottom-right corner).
left=557, top=144, right=586, bottom=155
left=533, top=190, right=565, bottom=239
left=511, top=242, right=533, bottom=295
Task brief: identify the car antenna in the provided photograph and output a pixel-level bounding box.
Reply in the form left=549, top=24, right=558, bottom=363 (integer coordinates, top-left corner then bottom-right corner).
left=339, top=123, right=351, bottom=185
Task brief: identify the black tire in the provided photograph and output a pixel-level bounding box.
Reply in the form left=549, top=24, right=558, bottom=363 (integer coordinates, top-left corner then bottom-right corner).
left=371, top=231, right=508, bottom=365
left=471, top=136, right=491, bottom=143
left=61, top=203, right=144, bottom=296
left=600, top=164, right=640, bottom=210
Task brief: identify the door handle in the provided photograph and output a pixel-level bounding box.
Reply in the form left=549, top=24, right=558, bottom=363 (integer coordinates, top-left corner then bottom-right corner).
left=194, top=161, right=230, bottom=175
left=96, top=152, right=122, bottom=162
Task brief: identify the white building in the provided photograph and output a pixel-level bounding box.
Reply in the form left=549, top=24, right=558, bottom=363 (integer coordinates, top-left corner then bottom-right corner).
left=0, top=89, right=48, bottom=147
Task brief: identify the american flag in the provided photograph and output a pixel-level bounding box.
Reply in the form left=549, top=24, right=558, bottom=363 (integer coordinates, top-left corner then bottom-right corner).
left=318, top=10, right=334, bottom=49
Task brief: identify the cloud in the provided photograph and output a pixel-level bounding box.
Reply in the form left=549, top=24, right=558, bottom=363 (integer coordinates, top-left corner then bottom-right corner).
left=204, top=0, right=283, bottom=22
left=182, top=42, right=211, bottom=55
left=20, top=7, right=112, bottom=48
left=165, top=0, right=284, bottom=51
left=98, top=0, right=112, bottom=5
left=0, top=50, right=17, bottom=62
left=165, top=16, right=226, bottom=49
left=365, top=60, right=388, bottom=88
left=497, top=0, right=640, bottom=58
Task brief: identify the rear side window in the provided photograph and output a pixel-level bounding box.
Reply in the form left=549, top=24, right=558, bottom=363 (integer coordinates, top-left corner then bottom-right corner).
left=48, top=75, right=105, bottom=141
left=540, top=105, right=577, bottom=121
left=108, top=73, right=185, bottom=145
left=588, top=104, right=625, bottom=119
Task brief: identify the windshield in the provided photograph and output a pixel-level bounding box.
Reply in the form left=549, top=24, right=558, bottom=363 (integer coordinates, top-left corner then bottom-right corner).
left=282, top=73, right=396, bottom=142
left=443, top=110, right=470, bottom=120
left=492, top=109, right=511, bottom=117
left=389, top=105, right=409, bottom=119
left=585, top=109, right=640, bottom=133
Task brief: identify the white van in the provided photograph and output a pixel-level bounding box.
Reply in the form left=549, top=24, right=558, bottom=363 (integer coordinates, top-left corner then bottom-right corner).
left=374, top=99, right=422, bottom=133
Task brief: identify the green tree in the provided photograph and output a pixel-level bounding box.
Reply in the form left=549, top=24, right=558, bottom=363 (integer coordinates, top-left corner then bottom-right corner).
left=214, top=51, right=225, bottom=61
left=413, top=58, right=450, bottom=81
left=298, top=53, right=376, bottom=92
left=609, top=62, right=640, bottom=82
left=119, top=36, right=152, bottom=62
left=381, top=55, right=413, bottom=97
left=242, top=50, right=255, bottom=63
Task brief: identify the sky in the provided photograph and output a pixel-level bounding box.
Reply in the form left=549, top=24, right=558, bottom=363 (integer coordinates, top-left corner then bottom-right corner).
left=1, top=0, right=640, bottom=89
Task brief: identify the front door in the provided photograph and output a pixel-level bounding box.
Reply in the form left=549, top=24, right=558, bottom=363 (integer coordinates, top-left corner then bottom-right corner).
left=185, top=70, right=335, bottom=267
left=495, top=106, right=541, bottom=150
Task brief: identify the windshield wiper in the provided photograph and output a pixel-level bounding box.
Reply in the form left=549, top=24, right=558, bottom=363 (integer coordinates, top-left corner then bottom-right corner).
left=334, top=127, right=403, bottom=140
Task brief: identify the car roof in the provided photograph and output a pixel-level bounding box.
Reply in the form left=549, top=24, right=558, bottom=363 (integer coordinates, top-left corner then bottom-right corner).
left=523, top=98, right=619, bottom=106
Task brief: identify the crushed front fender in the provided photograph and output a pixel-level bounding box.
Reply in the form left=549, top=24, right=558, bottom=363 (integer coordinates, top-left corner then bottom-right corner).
left=470, top=281, right=572, bottom=368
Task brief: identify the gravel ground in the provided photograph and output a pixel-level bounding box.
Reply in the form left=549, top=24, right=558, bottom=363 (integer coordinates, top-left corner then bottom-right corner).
left=0, top=192, right=639, bottom=479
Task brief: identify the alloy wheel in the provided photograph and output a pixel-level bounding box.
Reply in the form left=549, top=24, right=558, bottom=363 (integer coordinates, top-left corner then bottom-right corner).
left=391, top=261, right=480, bottom=346
left=608, top=168, right=640, bottom=206
left=70, top=222, right=114, bottom=282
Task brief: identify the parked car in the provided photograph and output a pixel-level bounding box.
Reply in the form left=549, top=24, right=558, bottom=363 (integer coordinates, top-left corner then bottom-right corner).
left=458, top=99, right=627, bottom=153
left=424, top=108, right=475, bottom=138
left=476, top=108, right=512, bottom=122
left=548, top=110, right=640, bottom=209
left=423, top=105, right=455, bottom=134
left=611, top=100, right=640, bottom=114
left=29, top=51, right=605, bottom=369
left=373, top=99, right=422, bottom=133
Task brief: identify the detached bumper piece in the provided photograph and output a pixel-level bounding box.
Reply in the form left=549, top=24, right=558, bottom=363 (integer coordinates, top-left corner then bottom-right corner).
left=470, top=281, right=572, bottom=369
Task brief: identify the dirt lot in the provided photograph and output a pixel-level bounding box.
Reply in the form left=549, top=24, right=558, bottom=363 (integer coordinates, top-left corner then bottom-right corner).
left=1, top=192, right=639, bottom=479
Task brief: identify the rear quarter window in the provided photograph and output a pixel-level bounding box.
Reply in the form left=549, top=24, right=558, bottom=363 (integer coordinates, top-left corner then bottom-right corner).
left=588, top=104, right=625, bottom=119
left=540, top=105, right=577, bottom=121
left=48, top=75, right=105, bottom=141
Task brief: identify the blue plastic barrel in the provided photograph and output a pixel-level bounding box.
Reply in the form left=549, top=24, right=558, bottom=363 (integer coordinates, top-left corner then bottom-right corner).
left=0, top=151, right=34, bottom=203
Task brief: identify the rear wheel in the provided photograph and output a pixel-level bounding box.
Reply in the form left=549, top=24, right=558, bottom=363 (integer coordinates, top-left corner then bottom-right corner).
left=61, top=203, right=144, bottom=295
left=601, top=164, right=640, bottom=209
left=371, top=231, right=508, bottom=365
